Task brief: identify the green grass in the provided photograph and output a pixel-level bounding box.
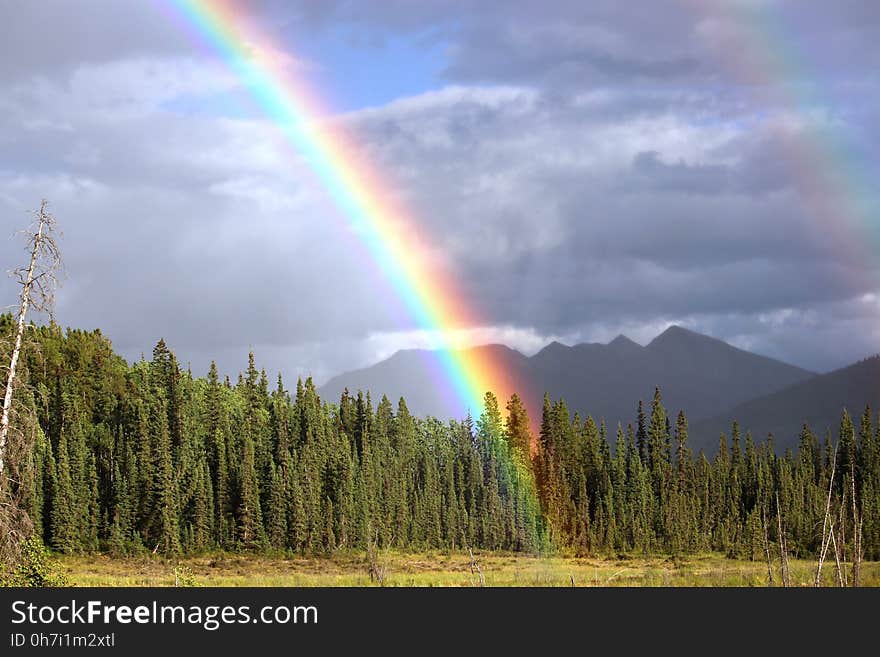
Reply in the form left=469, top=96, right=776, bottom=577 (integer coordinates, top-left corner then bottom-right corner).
left=55, top=551, right=880, bottom=587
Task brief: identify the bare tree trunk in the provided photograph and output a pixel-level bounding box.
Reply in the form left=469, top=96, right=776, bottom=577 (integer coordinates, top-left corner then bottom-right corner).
left=468, top=547, right=484, bottom=587
left=0, top=200, right=60, bottom=576
left=0, top=204, right=46, bottom=476
left=830, top=526, right=844, bottom=587
left=776, top=492, right=791, bottom=587
left=815, top=445, right=837, bottom=587
left=851, top=464, right=862, bottom=587
left=839, top=490, right=848, bottom=587
left=762, top=506, right=774, bottom=586
left=366, top=530, right=385, bottom=585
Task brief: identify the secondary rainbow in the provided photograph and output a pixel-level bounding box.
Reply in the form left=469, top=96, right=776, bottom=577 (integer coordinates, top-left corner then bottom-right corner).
left=159, top=0, right=525, bottom=419
left=685, top=0, right=878, bottom=287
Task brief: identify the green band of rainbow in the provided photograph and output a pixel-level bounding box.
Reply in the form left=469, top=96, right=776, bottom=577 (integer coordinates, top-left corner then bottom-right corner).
left=686, top=0, right=878, bottom=278
left=160, top=0, right=525, bottom=419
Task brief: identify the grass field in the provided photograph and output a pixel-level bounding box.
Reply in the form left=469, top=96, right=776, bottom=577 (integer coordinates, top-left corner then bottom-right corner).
left=56, top=551, right=880, bottom=587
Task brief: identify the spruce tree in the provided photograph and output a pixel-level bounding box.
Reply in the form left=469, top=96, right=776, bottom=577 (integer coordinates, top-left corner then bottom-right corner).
left=505, top=393, right=532, bottom=459
left=150, top=400, right=179, bottom=554
left=636, top=400, right=648, bottom=464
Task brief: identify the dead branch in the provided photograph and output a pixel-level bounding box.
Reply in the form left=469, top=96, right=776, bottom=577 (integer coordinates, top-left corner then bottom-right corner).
left=829, top=525, right=844, bottom=588
left=367, top=530, right=386, bottom=585
left=851, top=463, right=862, bottom=587
left=815, top=444, right=837, bottom=587
left=776, top=491, right=791, bottom=587
left=1, top=200, right=61, bottom=477
left=468, top=547, right=484, bottom=587
left=762, top=506, right=774, bottom=586
left=605, top=569, right=627, bottom=584
left=839, top=489, right=848, bottom=587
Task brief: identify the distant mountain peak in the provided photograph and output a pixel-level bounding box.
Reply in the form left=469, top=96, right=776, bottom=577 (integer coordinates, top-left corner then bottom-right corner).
left=608, top=334, right=641, bottom=350
left=387, top=342, right=523, bottom=359
left=536, top=340, right=570, bottom=357
left=648, top=324, right=721, bottom=349
left=657, top=324, right=696, bottom=338
left=319, top=324, right=816, bottom=430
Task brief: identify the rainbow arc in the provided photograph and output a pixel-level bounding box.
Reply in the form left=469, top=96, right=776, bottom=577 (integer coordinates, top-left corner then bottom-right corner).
left=163, top=0, right=528, bottom=420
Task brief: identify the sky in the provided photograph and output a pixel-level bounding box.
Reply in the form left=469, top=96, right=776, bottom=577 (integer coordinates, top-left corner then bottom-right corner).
left=1, top=0, right=879, bottom=384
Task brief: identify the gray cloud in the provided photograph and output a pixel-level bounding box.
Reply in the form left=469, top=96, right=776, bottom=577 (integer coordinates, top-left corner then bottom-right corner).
left=0, top=1, right=193, bottom=82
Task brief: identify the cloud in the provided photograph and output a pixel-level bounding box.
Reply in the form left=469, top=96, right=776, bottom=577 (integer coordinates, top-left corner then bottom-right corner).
left=0, top=1, right=193, bottom=82
left=1, top=0, right=879, bottom=385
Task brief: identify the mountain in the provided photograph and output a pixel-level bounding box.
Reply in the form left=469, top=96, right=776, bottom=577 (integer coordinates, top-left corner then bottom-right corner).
left=319, top=325, right=815, bottom=433
left=320, top=343, right=531, bottom=420
left=692, top=355, right=880, bottom=453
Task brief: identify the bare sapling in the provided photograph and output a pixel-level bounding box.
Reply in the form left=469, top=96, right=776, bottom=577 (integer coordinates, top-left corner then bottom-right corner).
left=468, top=546, right=485, bottom=587
left=776, top=491, right=791, bottom=587
left=815, top=444, right=837, bottom=586
left=762, top=506, right=774, bottom=586
left=851, top=462, right=862, bottom=586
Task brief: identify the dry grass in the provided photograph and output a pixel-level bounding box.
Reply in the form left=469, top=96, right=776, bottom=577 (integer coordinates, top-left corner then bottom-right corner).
left=55, top=551, right=880, bottom=587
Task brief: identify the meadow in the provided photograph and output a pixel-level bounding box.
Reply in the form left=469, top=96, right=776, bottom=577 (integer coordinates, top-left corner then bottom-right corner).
left=57, top=551, right=880, bottom=587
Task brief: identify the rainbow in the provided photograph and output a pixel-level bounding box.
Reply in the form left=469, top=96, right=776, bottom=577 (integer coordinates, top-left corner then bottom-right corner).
left=686, top=0, right=878, bottom=288
left=158, top=0, right=529, bottom=421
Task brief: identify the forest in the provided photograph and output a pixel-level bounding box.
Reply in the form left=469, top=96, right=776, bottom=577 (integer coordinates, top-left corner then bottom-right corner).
left=2, top=313, right=877, bottom=574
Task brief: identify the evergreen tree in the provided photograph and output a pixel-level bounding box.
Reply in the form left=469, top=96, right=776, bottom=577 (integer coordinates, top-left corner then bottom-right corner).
left=149, top=399, right=179, bottom=554
left=5, top=316, right=880, bottom=563
left=505, top=393, right=532, bottom=459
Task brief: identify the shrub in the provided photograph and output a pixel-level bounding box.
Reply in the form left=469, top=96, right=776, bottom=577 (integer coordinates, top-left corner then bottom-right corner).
left=1, top=537, right=69, bottom=587
left=172, top=565, right=198, bottom=587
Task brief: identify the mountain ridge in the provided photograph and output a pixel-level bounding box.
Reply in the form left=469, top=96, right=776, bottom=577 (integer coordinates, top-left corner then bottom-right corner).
left=320, top=326, right=819, bottom=449
left=691, top=354, right=880, bottom=453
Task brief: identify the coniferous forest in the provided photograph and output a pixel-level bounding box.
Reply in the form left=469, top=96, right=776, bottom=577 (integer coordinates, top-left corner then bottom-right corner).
left=4, top=314, right=880, bottom=563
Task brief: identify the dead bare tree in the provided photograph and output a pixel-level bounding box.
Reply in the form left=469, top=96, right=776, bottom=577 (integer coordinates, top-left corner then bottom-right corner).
left=775, top=491, right=791, bottom=587
left=0, top=200, right=61, bottom=575
left=815, top=444, right=837, bottom=587
left=761, top=506, right=774, bottom=586
left=1, top=200, right=61, bottom=476
left=850, top=463, right=863, bottom=587
left=366, top=530, right=386, bottom=585
left=830, top=524, right=844, bottom=587
left=817, top=463, right=865, bottom=588
left=838, top=489, right=848, bottom=587
left=467, top=546, right=484, bottom=587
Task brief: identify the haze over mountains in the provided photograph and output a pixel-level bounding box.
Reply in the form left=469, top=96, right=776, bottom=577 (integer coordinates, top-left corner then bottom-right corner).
left=318, top=325, right=878, bottom=452
left=692, top=356, right=880, bottom=452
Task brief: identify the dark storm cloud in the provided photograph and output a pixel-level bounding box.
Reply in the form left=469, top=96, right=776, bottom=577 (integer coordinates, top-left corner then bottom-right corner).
left=267, top=1, right=707, bottom=92
left=441, top=23, right=701, bottom=87
left=631, top=151, right=732, bottom=195
left=2, top=0, right=879, bottom=381
left=343, top=76, right=880, bottom=371
left=284, top=1, right=879, bottom=80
